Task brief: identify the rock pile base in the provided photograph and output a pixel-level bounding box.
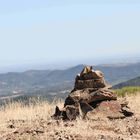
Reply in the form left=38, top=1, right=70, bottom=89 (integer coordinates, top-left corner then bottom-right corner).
left=52, top=66, right=133, bottom=120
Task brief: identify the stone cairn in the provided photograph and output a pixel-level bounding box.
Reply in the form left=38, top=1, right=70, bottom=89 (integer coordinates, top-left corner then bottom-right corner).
left=52, top=66, right=133, bottom=120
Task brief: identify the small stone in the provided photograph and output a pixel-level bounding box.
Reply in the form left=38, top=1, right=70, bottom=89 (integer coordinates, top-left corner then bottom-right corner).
left=8, top=124, right=15, bottom=129
left=13, top=131, right=19, bottom=134
left=55, top=132, right=59, bottom=135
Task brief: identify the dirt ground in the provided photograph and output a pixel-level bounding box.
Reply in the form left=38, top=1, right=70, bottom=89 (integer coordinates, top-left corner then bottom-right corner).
left=0, top=95, right=140, bottom=140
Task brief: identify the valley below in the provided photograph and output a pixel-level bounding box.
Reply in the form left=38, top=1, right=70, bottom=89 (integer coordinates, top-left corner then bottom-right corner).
left=0, top=63, right=140, bottom=103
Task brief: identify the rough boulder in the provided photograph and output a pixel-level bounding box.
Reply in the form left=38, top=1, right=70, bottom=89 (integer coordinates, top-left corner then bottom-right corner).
left=52, top=66, right=133, bottom=120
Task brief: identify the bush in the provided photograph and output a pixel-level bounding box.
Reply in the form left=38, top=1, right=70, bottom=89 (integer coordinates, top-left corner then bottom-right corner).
left=114, top=86, right=140, bottom=97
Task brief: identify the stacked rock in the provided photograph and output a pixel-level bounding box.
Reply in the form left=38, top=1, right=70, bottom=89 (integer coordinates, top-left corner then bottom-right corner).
left=52, top=66, right=133, bottom=120
left=74, top=66, right=106, bottom=90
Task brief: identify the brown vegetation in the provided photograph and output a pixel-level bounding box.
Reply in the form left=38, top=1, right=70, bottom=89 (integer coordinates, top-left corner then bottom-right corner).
left=0, top=94, right=140, bottom=140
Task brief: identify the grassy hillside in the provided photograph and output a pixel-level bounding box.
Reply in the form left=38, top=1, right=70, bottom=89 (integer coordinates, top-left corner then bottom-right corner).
left=115, top=86, right=140, bottom=97
left=0, top=94, right=140, bottom=140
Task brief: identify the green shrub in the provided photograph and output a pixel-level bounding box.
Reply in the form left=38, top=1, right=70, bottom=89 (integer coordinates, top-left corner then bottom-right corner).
left=114, top=86, right=140, bottom=97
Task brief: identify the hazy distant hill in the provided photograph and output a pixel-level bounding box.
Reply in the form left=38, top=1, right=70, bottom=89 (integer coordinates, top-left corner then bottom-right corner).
left=0, top=63, right=140, bottom=97
left=113, top=77, right=140, bottom=89
left=95, top=62, right=140, bottom=85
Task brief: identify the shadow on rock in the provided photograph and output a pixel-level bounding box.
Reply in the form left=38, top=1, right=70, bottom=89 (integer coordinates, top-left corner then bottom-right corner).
left=52, top=66, right=134, bottom=121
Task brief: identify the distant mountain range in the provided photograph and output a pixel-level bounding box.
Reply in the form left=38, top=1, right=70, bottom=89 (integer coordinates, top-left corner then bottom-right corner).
left=0, top=62, right=140, bottom=97
left=113, top=76, right=140, bottom=89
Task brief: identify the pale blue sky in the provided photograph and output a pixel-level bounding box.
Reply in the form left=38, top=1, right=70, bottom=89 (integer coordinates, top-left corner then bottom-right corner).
left=0, top=0, right=140, bottom=71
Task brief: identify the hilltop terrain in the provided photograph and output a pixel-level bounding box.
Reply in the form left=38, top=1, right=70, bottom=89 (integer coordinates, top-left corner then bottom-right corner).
left=0, top=66, right=140, bottom=140
left=0, top=94, right=140, bottom=140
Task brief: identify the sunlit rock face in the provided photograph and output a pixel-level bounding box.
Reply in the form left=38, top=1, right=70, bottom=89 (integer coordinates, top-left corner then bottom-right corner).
left=52, top=66, right=133, bottom=120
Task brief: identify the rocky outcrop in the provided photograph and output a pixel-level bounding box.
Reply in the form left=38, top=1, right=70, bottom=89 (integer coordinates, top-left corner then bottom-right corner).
left=52, top=66, right=133, bottom=120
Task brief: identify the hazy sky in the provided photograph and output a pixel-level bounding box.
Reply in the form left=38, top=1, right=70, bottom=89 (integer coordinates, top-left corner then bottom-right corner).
left=0, top=0, right=140, bottom=70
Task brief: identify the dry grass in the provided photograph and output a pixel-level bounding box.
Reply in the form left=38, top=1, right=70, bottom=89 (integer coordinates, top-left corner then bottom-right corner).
left=0, top=99, right=63, bottom=123
left=0, top=94, right=140, bottom=140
